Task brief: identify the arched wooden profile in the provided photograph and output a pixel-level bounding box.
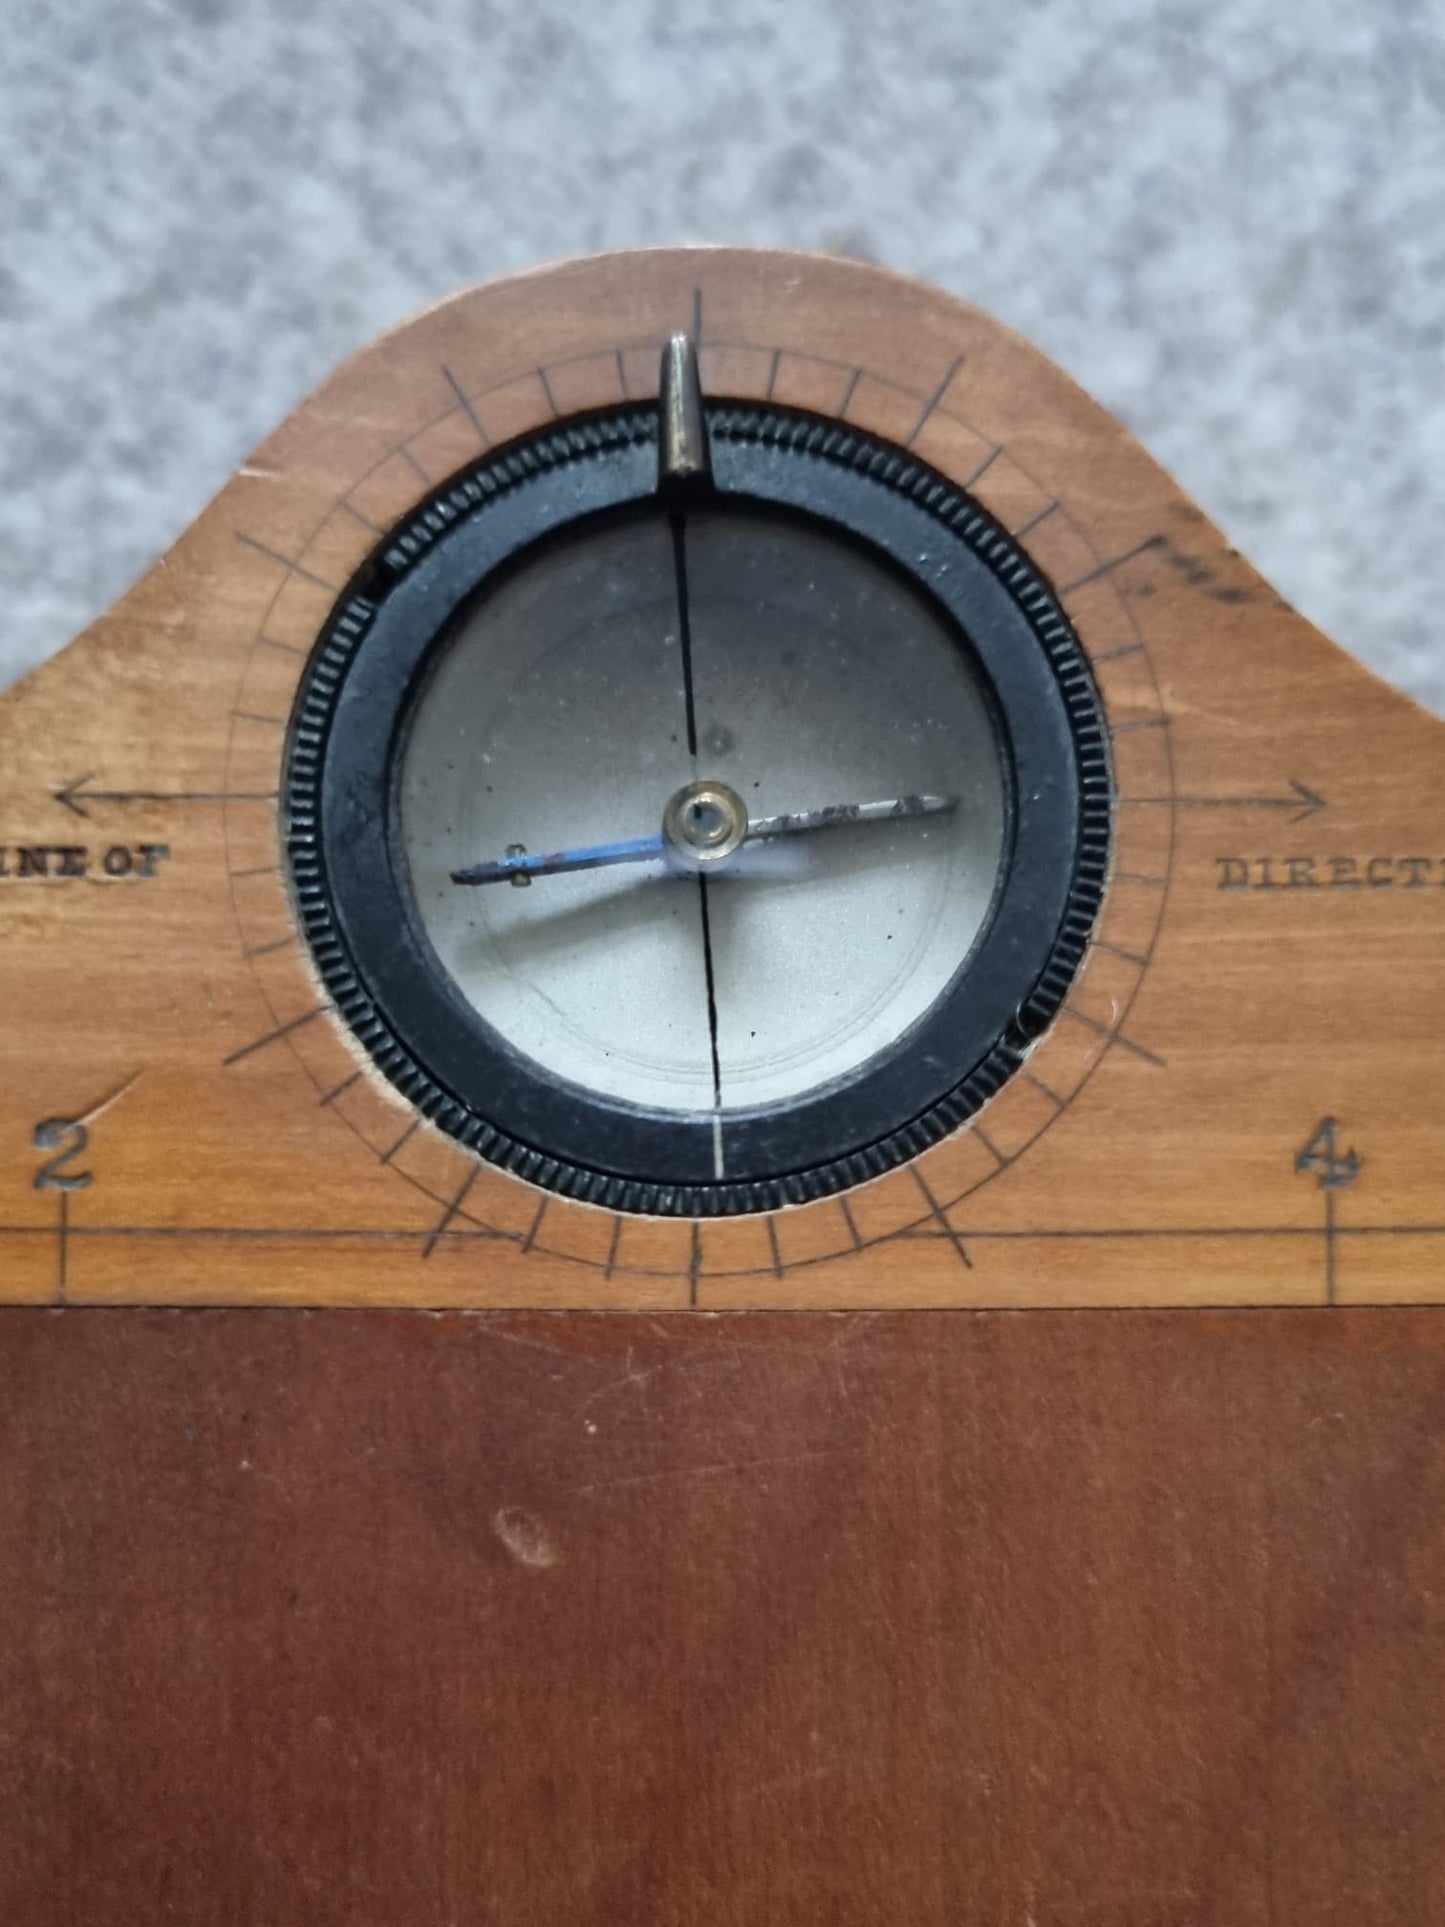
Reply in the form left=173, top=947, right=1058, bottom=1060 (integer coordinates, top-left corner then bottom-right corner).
left=2, top=250, right=1442, bottom=1922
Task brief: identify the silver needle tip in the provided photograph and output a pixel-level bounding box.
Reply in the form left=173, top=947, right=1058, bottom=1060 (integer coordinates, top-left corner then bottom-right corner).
left=658, top=332, right=711, bottom=495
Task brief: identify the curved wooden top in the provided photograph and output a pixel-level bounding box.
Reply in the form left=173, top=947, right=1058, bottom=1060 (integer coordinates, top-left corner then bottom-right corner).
left=1, top=245, right=1440, bottom=1310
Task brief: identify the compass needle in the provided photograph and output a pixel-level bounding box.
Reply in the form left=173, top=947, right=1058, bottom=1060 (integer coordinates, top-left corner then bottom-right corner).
left=745, top=792, right=960, bottom=843
left=449, top=833, right=666, bottom=886
left=452, top=792, right=960, bottom=882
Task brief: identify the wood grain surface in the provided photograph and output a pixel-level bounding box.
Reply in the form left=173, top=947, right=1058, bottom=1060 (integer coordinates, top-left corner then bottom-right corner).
left=3, top=1304, right=1444, bottom=1925
left=4, top=252, right=1445, bottom=1920
left=0, top=247, right=1440, bottom=1308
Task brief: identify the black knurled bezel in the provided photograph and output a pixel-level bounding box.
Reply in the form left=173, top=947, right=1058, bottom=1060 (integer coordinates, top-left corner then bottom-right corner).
left=285, top=403, right=1111, bottom=1216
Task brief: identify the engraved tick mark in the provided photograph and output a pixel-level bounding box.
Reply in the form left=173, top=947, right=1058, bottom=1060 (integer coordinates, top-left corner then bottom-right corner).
left=422, top=1166, right=479, bottom=1259
left=912, top=1166, right=971, bottom=1268
left=839, top=1194, right=863, bottom=1249
left=1057, top=535, right=1166, bottom=596
left=964, top=444, right=1002, bottom=488
left=222, top=1005, right=329, bottom=1067
left=521, top=1196, right=548, bottom=1253
left=319, top=1070, right=362, bottom=1108
left=905, top=354, right=965, bottom=446
left=1062, top=1005, right=1167, bottom=1068
left=1021, top=1070, right=1064, bottom=1111
left=337, top=499, right=384, bottom=536
left=380, top=1119, right=420, bottom=1166
left=57, top=1192, right=70, bottom=1303
left=1013, top=499, right=1059, bottom=539
left=1092, top=940, right=1148, bottom=968
left=234, top=532, right=340, bottom=593
left=441, top=364, right=489, bottom=444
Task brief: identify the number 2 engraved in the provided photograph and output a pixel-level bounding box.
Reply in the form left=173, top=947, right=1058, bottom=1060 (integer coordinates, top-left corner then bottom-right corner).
left=32, top=1118, right=92, bottom=1192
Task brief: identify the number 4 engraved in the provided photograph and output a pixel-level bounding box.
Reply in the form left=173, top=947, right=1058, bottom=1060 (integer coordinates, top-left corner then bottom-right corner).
left=1295, top=1116, right=1360, bottom=1306
left=1295, top=1117, right=1361, bottom=1191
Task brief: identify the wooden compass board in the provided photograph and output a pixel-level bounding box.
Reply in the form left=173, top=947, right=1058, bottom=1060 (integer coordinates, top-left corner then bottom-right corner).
left=3, top=250, right=1444, bottom=1921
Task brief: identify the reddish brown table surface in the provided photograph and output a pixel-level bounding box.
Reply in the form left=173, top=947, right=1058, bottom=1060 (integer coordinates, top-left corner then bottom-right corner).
left=3, top=1305, right=1443, bottom=1924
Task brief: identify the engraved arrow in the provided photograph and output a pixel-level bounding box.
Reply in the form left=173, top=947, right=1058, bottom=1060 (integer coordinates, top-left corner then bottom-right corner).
left=53, top=772, right=278, bottom=819
left=1119, top=778, right=1325, bottom=824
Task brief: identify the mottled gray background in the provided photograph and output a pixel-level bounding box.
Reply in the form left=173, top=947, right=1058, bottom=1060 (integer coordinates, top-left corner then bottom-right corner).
left=4, top=0, right=1444, bottom=706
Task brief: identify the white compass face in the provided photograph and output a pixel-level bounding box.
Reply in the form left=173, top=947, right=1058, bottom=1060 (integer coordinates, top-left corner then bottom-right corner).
left=398, top=501, right=1009, bottom=1115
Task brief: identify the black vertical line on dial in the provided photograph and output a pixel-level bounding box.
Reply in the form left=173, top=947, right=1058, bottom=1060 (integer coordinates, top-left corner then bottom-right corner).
left=668, top=501, right=724, bottom=1135
left=670, top=511, right=701, bottom=760
left=697, top=872, right=724, bottom=1111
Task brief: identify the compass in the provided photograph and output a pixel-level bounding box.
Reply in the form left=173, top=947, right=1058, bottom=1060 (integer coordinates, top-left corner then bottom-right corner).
left=0, top=242, right=1441, bottom=1313
left=287, top=337, right=1108, bottom=1214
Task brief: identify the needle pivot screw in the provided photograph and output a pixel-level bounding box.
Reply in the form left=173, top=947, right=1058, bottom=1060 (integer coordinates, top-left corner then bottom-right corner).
left=662, top=779, right=749, bottom=869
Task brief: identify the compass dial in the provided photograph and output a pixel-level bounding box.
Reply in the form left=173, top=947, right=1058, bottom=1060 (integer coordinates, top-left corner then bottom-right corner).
left=287, top=341, right=1109, bottom=1214
left=400, top=502, right=1005, bottom=1112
